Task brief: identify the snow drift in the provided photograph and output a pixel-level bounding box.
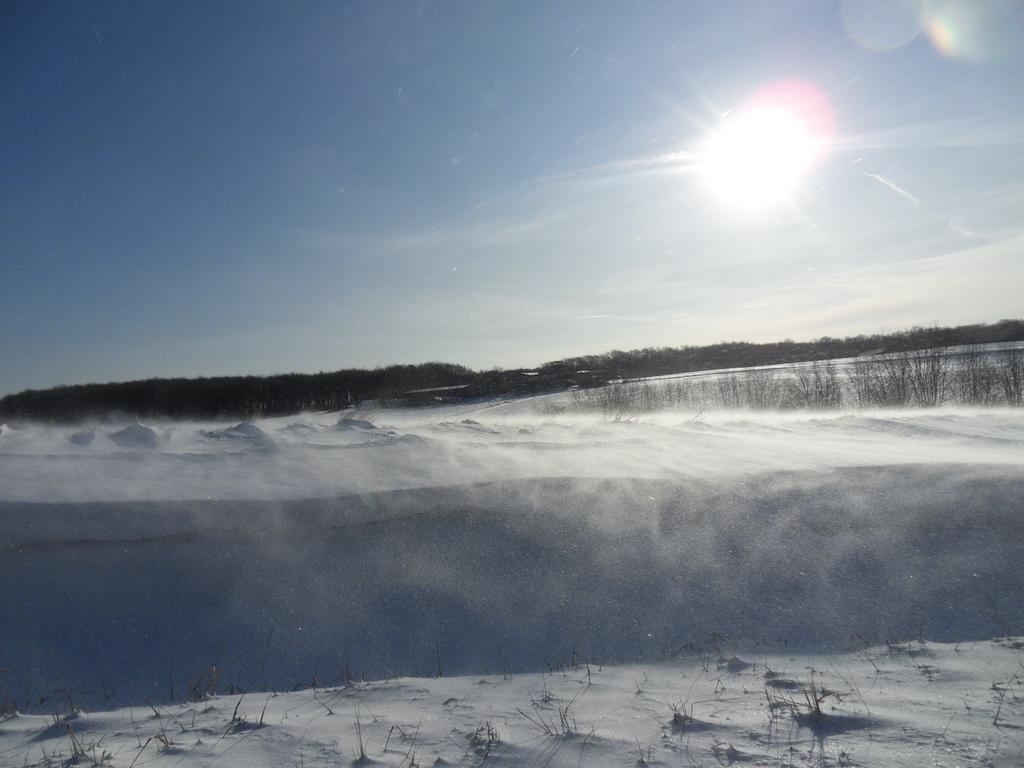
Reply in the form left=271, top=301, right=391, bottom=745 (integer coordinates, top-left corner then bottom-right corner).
left=107, top=422, right=159, bottom=449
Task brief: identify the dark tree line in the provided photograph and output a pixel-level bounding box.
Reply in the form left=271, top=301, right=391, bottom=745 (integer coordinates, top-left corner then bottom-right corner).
left=0, top=363, right=473, bottom=422
left=2, top=320, right=1022, bottom=423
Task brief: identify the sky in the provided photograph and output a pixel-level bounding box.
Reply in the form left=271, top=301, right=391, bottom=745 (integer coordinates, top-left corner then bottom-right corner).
left=3, top=0, right=1023, bottom=394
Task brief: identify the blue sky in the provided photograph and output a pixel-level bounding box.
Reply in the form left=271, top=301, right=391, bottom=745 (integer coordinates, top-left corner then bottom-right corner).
left=3, top=1, right=1023, bottom=394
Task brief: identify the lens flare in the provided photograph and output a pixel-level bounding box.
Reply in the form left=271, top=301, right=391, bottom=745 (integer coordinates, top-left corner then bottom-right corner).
left=923, top=0, right=1024, bottom=60
left=842, top=0, right=924, bottom=51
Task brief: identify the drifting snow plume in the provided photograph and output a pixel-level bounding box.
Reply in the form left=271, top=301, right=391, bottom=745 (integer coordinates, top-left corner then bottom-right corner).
left=108, top=423, right=159, bottom=449
left=4, top=467, right=1022, bottom=711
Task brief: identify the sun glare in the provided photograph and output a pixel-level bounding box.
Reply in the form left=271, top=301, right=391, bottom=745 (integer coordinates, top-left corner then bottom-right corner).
left=699, top=80, right=834, bottom=210
left=700, top=107, right=817, bottom=209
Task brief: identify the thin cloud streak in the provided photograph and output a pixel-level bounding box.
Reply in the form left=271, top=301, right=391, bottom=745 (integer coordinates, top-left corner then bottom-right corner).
left=862, top=171, right=921, bottom=207
left=571, top=314, right=659, bottom=323
left=539, top=149, right=702, bottom=185
left=835, top=116, right=1024, bottom=151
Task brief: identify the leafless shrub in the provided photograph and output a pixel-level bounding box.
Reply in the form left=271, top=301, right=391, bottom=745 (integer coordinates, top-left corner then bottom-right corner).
left=848, top=359, right=875, bottom=408
left=516, top=691, right=580, bottom=736
left=225, top=696, right=268, bottom=735
left=354, top=706, right=366, bottom=762
left=745, top=370, right=784, bottom=409
left=908, top=349, right=951, bottom=407
left=716, top=370, right=783, bottom=409
left=185, top=666, right=220, bottom=702
left=764, top=677, right=832, bottom=727
left=716, top=373, right=744, bottom=410
left=997, top=347, right=1023, bottom=406
left=851, top=352, right=914, bottom=407
left=951, top=347, right=1001, bottom=405
left=468, top=720, right=500, bottom=756
left=879, top=352, right=914, bottom=406
left=791, top=360, right=842, bottom=409
left=570, top=346, right=1020, bottom=414
left=64, top=722, right=87, bottom=762
left=669, top=701, right=714, bottom=733
left=571, top=381, right=644, bottom=420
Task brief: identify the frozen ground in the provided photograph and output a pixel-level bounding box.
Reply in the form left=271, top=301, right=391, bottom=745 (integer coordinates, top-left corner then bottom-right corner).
left=2, top=400, right=1023, bottom=765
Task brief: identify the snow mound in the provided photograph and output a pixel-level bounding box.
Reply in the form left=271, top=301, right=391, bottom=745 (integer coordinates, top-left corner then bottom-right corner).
left=336, top=416, right=378, bottom=430
left=201, top=423, right=276, bottom=453
left=283, top=421, right=319, bottom=434
left=69, top=429, right=95, bottom=446
left=203, top=422, right=275, bottom=447
left=436, top=419, right=502, bottom=434
left=108, top=423, right=159, bottom=449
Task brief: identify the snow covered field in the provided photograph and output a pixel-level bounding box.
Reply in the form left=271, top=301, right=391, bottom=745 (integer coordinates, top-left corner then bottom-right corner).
left=3, top=639, right=1022, bottom=767
left=2, top=400, right=1023, bottom=765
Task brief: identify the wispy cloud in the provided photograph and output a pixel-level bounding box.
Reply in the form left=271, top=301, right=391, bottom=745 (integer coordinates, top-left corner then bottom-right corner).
left=835, top=116, right=1024, bottom=151
left=862, top=171, right=920, bottom=206
left=287, top=207, right=573, bottom=257
left=947, top=214, right=1022, bottom=242
left=672, top=231, right=1024, bottom=341
left=570, top=314, right=659, bottom=323
left=540, top=148, right=701, bottom=185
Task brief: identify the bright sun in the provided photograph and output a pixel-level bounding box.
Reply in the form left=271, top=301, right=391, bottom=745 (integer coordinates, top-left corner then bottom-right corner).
left=700, top=107, right=819, bottom=210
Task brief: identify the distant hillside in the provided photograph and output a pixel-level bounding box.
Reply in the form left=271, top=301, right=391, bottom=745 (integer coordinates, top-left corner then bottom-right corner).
left=2, top=319, right=1022, bottom=422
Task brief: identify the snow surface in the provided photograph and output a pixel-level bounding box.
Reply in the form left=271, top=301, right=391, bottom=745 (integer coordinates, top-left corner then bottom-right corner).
left=1, top=640, right=1021, bottom=767
left=2, top=400, right=1023, bottom=765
